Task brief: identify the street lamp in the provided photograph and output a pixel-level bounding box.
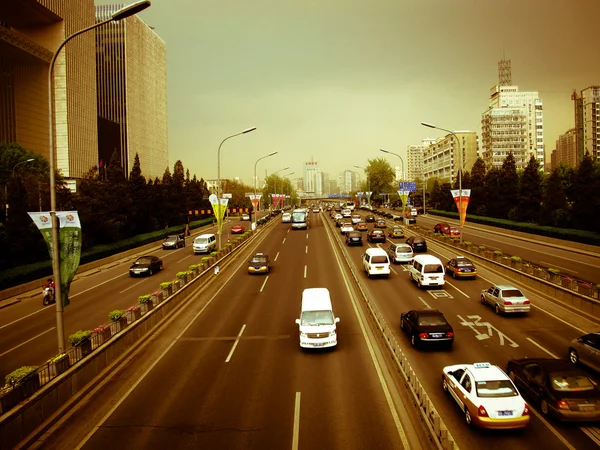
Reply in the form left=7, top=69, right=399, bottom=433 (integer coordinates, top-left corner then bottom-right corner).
left=380, top=149, right=405, bottom=208
left=253, top=151, right=277, bottom=223
left=216, top=126, right=257, bottom=250
left=47, top=0, right=151, bottom=353
left=421, top=121, right=463, bottom=243
left=5, top=158, right=35, bottom=221
left=271, top=167, right=289, bottom=210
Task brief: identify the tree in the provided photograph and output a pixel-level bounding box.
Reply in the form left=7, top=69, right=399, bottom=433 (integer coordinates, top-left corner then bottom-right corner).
left=540, top=167, right=570, bottom=228
left=571, top=153, right=600, bottom=232
left=364, top=158, right=395, bottom=204
left=128, top=153, right=150, bottom=234
left=468, top=157, right=487, bottom=215
left=498, top=152, right=519, bottom=219
left=517, top=155, right=543, bottom=223
left=482, top=167, right=502, bottom=217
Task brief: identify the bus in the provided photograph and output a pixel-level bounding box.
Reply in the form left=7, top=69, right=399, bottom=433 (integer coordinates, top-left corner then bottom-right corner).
left=291, top=208, right=309, bottom=229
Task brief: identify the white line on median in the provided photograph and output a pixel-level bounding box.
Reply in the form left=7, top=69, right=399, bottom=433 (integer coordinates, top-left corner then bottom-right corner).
left=444, top=281, right=470, bottom=298
left=292, top=392, right=301, bottom=450
left=275, top=252, right=280, bottom=261
left=540, top=261, right=578, bottom=273
left=282, top=238, right=286, bottom=244
left=0, top=328, right=55, bottom=358
left=526, top=337, right=559, bottom=359
left=119, top=279, right=146, bottom=294
left=304, top=265, right=307, bottom=278
left=305, top=246, right=308, bottom=254
left=260, top=276, right=269, bottom=293
left=225, top=324, right=247, bottom=363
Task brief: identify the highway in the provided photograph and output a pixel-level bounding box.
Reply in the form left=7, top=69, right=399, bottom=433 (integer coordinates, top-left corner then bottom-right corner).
left=3, top=208, right=600, bottom=449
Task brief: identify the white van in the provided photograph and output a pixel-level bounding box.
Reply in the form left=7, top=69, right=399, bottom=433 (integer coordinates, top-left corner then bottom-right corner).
left=295, top=288, right=340, bottom=349
left=362, top=247, right=391, bottom=278
left=193, top=233, right=216, bottom=254
left=409, top=254, right=445, bottom=288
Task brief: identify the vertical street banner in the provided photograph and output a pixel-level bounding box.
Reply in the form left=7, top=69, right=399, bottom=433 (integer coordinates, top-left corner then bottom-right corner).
left=249, top=194, right=261, bottom=216
left=397, top=190, right=410, bottom=208
left=28, top=211, right=82, bottom=307
left=365, top=191, right=372, bottom=204
left=209, top=194, right=229, bottom=239
left=450, top=189, right=471, bottom=227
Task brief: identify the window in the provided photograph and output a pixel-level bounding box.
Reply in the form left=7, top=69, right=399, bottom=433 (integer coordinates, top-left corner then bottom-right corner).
left=300, top=310, right=334, bottom=326
left=550, top=373, right=596, bottom=392
left=461, top=375, right=473, bottom=393
left=476, top=380, right=518, bottom=398
left=424, top=264, right=443, bottom=274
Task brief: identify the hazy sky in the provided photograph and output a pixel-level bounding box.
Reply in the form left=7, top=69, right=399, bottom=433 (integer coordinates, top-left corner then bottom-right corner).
left=98, top=0, right=598, bottom=184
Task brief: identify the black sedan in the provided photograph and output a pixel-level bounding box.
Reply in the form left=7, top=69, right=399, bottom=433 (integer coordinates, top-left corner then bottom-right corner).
left=406, top=236, right=427, bottom=252
left=365, top=214, right=376, bottom=223
left=400, top=309, right=454, bottom=348
left=366, top=229, right=386, bottom=243
left=506, top=358, right=600, bottom=422
left=129, top=255, right=163, bottom=277
left=345, top=231, right=363, bottom=246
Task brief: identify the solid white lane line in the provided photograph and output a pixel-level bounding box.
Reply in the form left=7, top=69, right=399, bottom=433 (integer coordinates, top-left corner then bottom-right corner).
left=444, top=281, right=470, bottom=298
left=305, top=246, right=308, bottom=254
left=303, top=266, right=307, bottom=278
left=292, top=392, right=301, bottom=450
left=530, top=304, right=589, bottom=334
left=306, top=233, right=308, bottom=239
left=282, top=238, right=286, bottom=244
left=528, top=407, right=577, bottom=450
left=177, top=255, right=192, bottom=263
left=0, top=307, right=48, bottom=330
left=225, top=324, right=247, bottom=363
left=581, top=427, right=600, bottom=446
left=275, top=252, right=280, bottom=261
left=390, top=267, right=397, bottom=275
left=526, top=338, right=559, bottom=359
left=118, top=279, right=146, bottom=294
left=0, top=328, right=55, bottom=358
left=418, top=297, right=432, bottom=309
left=260, top=276, right=269, bottom=293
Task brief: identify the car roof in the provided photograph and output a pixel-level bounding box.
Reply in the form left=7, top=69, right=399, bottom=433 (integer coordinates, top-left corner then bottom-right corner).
left=463, top=363, right=508, bottom=382
left=513, top=358, right=585, bottom=372
left=413, top=309, right=444, bottom=317
left=365, top=247, right=387, bottom=255
left=494, top=285, right=521, bottom=290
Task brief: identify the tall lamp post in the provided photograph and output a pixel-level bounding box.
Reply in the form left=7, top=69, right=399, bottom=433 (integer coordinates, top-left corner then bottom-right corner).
left=254, top=151, right=277, bottom=223
left=47, top=0, right=151, bottom=353
left=278, top=171, right=294, bottom=209
left=380, top=149, right=405, bottom=208
left=271, top=167, right=290, bottom=210
left=5, top=158, right=35, bottom=221
left=216, top=126, right=257, bottom=250
left=421, top=122, right=463, bottom=243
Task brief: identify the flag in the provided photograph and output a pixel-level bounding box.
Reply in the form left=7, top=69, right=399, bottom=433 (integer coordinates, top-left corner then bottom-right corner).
left=209, top=194, right=229, bottom=244
left=450, top=189, right=471, bottom=227
left=28, top=211, right=82, bottom=307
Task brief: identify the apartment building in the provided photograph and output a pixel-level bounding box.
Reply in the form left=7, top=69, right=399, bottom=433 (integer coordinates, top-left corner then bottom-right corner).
left=422, top=132, right=478, bottom=183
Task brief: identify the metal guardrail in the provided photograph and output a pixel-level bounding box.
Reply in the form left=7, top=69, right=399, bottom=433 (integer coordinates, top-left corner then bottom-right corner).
left=322, top=211, right=457, bottom=450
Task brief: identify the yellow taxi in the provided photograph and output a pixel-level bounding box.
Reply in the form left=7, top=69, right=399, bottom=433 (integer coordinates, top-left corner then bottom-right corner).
left=444, top=256, right=477, bottom=279
left=442, top=362, right=530, bottom=429
left=388, top=226, right=405, bottom=238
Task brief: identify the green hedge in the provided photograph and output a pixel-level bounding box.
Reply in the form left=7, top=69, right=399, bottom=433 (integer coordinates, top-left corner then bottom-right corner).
left=428, top=210, right=600, bottom=246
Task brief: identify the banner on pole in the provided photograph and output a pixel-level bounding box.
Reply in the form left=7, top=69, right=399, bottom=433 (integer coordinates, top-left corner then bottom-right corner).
left=28, top=211, right=82, bottom=307
left=397, top=190, right=410, bottom=208
left=451, top=189, right=471, bottom=227
left=209, top=194, right=229, bottom=238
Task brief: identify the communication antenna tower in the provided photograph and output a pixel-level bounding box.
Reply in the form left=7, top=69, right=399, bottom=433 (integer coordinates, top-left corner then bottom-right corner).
left=498, top=57, right=511, bottom=86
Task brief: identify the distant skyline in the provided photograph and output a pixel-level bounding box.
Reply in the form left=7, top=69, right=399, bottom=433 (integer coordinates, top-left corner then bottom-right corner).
left=97, top=0, right=599, bottom=183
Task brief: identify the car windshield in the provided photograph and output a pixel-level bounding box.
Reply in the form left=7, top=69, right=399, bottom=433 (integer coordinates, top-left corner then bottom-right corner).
left=292, top=212, right=306, bottom=221
left=550, top=373, right=596, bottom=392
left=195, top=238, right=208, bottom=244
left=372, top=231, right=383, bottom=235
left=456, top=260, right=473, bottom=267
left=475, top=380, right=518, bottom=398
left=300, top=310, right=334, bottom=326
left=424, top=264, right=443, bottom=274
left=397, top=245, right=412, bottom=252
left=502, top=289, right=524, bottom=298
left=136, top=257, right=152, bottom=264
left=251, top=256, right=268, bottom=264
left=418, top=315, right=447, bottom=326
left=165, top=236, right=177, bottom=242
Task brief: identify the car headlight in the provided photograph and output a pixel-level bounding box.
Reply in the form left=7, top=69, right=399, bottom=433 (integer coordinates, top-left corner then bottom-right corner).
left=300, top=332, right=307, bottom=338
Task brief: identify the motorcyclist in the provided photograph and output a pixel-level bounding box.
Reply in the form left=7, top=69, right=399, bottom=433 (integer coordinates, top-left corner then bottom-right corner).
left=43, top=278, right=55, bottom=298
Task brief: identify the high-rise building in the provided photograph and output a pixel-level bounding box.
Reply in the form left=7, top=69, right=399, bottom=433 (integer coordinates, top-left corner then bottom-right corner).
left=552, top=129, right=578, bottom=169
left=481, top=85, right=544, bottom=169
left=338, top=170, right=359, bottom=193
left=579, top=86, right=600, bottom=160
left=407, top=138, right=436, bottom=181
left=0, top=0, right=99, bottom=188
left=303, top=159, right=319, bottom=194
left=422, top=132, right=478, bottom=183
left=96, top=5, right=168, bottom=180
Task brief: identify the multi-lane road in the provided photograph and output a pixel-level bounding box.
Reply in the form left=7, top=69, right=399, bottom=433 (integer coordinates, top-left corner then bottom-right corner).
left=3, top=209, right=600, bottom=449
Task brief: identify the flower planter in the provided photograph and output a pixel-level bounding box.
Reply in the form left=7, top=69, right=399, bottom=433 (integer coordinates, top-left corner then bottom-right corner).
left=49, top=355, right=70, bottom=377
left=154, top=291, right=164, bottom=303
left=173, top=280, right=181, bottom=292
left=533, top=269, right=545, bottom=279
left=145, top=301, right=154, bottom=312
left=100, top=328, right=112, bottom=343
left=0, top=387, right=23, bottom=414
left=133, top=308, right=142, bottom=320
left=510, top=261, right=522, bottom=271
left=549, top=274, right=562, bottom=285
left=74, top=339, right=93, bottom=361
left=20, top=374, right=41, bottom=399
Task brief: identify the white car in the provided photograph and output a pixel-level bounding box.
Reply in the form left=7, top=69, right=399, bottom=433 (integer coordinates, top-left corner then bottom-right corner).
left=340, top=222, right=354, bottom=235
left=282, top=213, right=292, bottom=223
left=241, top=213, right=250, bottom=221
left=341, top=209, right=352, bottom=218
left=351, top=214, right=362, bottom=224
left=442, top=362, right=530, bottom=429
left=480, top=285, right=531, bottom=315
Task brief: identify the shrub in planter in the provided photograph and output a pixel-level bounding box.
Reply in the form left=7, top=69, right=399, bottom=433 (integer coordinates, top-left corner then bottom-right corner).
left=478, top=245, right=486, bottom=251
left=138, top=294, right=152, bottom=304
left=5, top=366, right=38, bottom=387
left=69, top=330, right=92, bottom=346
left=159, top=281, right=173, bottom=290
left=548, top=268, right=560, bottom=275
left=200, top=257, right=210, bottom=264
left=189, top=264, right=199, bottom=271
left=493, top=250, right=503, bottom=257
left=225, top=243, right=233, bottom=249
left=176, top=271, right=188, bottom=279
left=109, top=309, right=125, bottom=321
left=47, top=353, right=70, bottom=377
left=511, top=256, right=522, bottom=263
left=210, top=251, right=218, bottom=258
left=464, top=241, right=472, bottom=247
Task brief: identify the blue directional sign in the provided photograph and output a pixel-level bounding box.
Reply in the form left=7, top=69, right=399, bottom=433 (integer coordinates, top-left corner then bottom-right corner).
left=398, top=181, right=417, bottom=192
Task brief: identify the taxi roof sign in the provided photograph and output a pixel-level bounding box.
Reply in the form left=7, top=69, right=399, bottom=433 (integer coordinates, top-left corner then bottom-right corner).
left=474, top=362, right=491, bottom=368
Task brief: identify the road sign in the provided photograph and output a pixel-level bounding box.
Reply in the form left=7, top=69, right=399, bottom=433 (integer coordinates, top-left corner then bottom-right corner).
left=398, top=181, right=417, bottom=192
left=222, top=193, right=232, bottom=199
